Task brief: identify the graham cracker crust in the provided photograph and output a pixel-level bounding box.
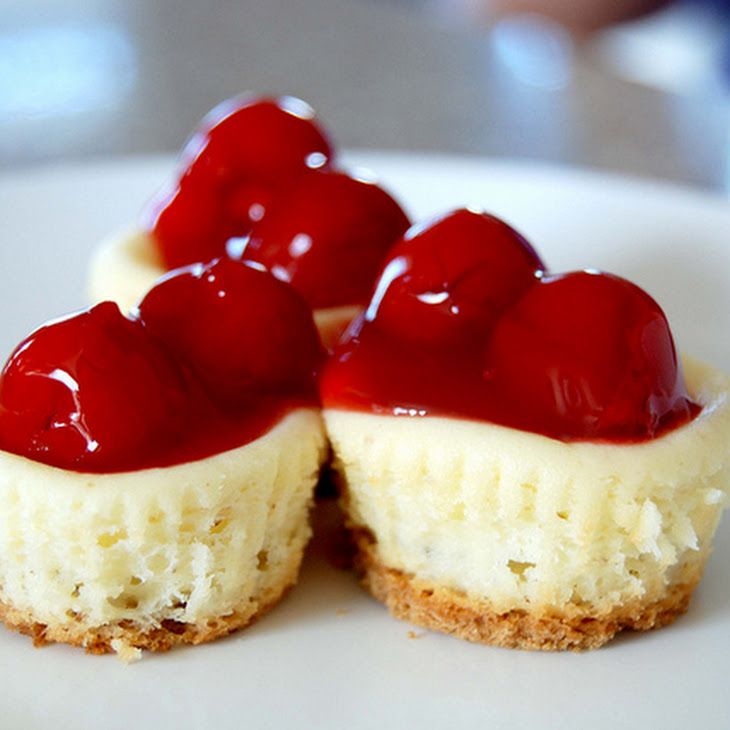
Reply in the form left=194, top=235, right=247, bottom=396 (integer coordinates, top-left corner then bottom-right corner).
left=0, top=553, right=302, bottom=656
left=353, top=532, right=699, bottom=651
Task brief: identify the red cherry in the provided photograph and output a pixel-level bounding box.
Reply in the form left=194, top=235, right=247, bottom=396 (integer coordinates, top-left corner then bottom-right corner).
left=241, top=169, right=410, bottom=309
left=146, top=179, right=225, bottom=269
left=181, top=96, right=332, bottom=188
left=370, top=209, right=544, bottom=344
left=0, top=302, right=189, bottom=471
left=322, top=214, right=699, bottom=442
left=137, top=258, right=323, bottom=406
left=485, top=271, right=697, bottom=440
left=146, top=96, right=334, bottom=270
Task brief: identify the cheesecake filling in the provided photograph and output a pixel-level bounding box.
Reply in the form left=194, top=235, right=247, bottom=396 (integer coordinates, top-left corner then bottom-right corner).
left=325, top=359, right=730, bottom=615
left=0, top=410, right=326, bottom=631
left=89, top=228, right=163, bottom=315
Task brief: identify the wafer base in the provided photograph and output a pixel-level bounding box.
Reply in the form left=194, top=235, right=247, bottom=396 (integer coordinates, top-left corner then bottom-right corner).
left=354, top=532, right=699, bottom=651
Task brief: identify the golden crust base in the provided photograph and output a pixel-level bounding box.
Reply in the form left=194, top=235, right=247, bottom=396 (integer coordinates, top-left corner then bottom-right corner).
left=0, top=552, right=301, bottom=655
left=353, top=532, right=699, bottom=651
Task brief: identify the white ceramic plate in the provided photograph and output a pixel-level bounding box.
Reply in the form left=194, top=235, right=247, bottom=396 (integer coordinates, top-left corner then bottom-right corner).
left=1, top=153, right=729, bottom=730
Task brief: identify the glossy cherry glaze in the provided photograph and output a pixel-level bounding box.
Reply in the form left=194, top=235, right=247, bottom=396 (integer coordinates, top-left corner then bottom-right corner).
left=0, top=303, right=190, bottom=471
left=241, top=169, right=411, bottom=309
left=138, top=258, right=324, bottom=406
left=146, top=96, right=334, bottom=270
left=371, top=209, right=543, bottom=344
left=321, top=210, right=699, bottom=442
left=0, top=262, right=323, bottom=472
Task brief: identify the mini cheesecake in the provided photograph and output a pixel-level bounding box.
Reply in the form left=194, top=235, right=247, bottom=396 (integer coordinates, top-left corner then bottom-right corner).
left=0, top=410, right=324, bottom=657
left=321, top=209, right=730, bottom=650
left=0, top=259, right=327, bottom=657
left=88, top=96, right=409, bottom=347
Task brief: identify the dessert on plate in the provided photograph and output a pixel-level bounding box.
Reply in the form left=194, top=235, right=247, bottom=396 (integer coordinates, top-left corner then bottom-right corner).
left=0, top=258, right=327, bottom=657
left=89, top=95, right=410, bottom=347
left=321, top=208, right=730, bottom=650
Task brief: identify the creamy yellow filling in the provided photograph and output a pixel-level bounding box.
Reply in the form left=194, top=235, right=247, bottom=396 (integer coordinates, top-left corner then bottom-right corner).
left=325, top=359, right=730, bottom=614
left=88, top=228, right=164, bottom=314
left=0, top=409, right=326, bottom=629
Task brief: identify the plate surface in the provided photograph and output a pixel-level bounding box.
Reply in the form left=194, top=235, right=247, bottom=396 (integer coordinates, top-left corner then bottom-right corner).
left=1, top=153, right=729, bottom=730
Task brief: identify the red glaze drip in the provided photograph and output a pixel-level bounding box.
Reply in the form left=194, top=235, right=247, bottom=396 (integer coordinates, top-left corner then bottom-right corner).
left=242, top=169, right=411, bottom=309
left=0, top=261, right=322, bottom=473
left=146, top=96, right=334, bottom=270
left=321, top=210, right=699, bottom=442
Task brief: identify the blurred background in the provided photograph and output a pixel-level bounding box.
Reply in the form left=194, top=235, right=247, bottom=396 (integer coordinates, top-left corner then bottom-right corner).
left=1, top=0, right=729, bottom=190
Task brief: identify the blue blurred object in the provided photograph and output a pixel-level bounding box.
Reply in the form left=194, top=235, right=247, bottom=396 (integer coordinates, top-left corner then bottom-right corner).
left=592, top=0, right=730, bottom=94
left=703, top=0, right=730, bottom=81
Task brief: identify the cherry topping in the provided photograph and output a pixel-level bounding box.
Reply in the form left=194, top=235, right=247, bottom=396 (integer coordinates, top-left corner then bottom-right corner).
left=0, top=303, right=188, bottom=471
left=322, top=210, right=698, bottom=442
left=146, top=96, right=334, bottom=270
left=241, top=169, right=410, bottom=309
left=484, top=271, right=698, bottom=440
left=370, top=209, right=543, bottom=344
left=137, top=258, right=323, bottom=407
